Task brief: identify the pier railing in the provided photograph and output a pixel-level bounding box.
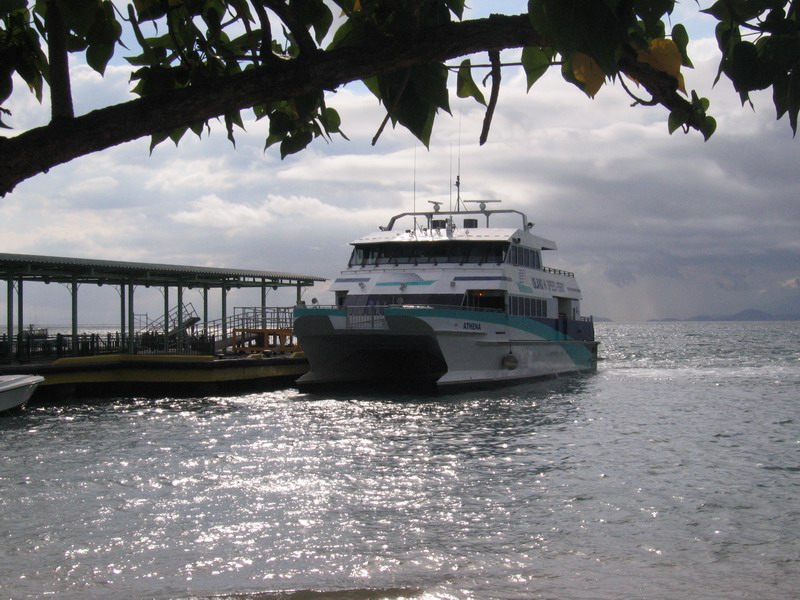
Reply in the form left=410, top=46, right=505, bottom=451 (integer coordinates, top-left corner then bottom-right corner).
left=227, top=306, right=298, bottom=354
left=1, top=306, right=300, bottom=364
left=0, top=331, right=216, bottom=364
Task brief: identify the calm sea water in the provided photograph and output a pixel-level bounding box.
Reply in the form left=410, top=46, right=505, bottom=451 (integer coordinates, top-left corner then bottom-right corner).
left=1, top=321, right=798, bottom=600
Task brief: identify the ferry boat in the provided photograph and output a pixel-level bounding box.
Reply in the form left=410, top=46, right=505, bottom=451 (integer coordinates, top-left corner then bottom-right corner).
left=293, top=200, right=598, bottom=391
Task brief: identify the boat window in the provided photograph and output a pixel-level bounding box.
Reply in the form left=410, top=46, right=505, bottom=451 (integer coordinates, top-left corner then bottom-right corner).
left=509, top=295, right=548, bottom=317
left=464, top=290, right=506, bottom=311
left=350, top=242, right=508, bottom=266
left=348, top=247, right=363, bottom=267
left=509, top=245, right=542, bottom=269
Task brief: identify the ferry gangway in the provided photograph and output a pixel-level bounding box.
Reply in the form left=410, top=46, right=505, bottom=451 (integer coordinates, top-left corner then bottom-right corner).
left=203, top=307, right=299, bottom=354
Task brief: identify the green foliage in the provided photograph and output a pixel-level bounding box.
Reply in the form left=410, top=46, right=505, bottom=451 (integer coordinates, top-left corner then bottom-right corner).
left=671, top=24, right=693, bottom=68
left=288, top=0, right=333, bottom=45
left=1, top=0, right=799, bottom=154
left=262, top=92, right=347, bottom=159
left=528, top=0, right=634, bottom=74
left=370, top=62, right=451, bottom=148
left=457, top=59, right=485, bottom=105
left=521, top=46, right=553, bottom=91
left=37, top=0, right=122, bottom=74
left=1, top=0, right=47, bottom=116
left=705, top=0, right=800, bottom=134
left=668, top=91, right=716, bottom=141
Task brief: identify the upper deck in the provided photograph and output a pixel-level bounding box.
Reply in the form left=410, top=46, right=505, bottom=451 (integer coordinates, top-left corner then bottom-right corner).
left=350, top=204, right=558, bottom=250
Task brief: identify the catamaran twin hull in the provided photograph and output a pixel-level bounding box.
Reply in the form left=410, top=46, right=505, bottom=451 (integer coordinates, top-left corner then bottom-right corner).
left=294, top=306, right=598, bottom=392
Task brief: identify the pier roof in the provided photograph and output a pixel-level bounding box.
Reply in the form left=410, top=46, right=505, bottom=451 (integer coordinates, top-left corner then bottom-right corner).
left=0, top=252, right=325, bottom=289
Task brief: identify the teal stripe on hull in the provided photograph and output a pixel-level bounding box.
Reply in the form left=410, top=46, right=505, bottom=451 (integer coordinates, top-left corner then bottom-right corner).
left=384, top=307, right=579, bottom=343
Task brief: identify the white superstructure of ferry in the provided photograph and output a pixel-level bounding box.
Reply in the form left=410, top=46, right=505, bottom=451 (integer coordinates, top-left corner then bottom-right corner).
left=294, top=201, right=598, bottom=391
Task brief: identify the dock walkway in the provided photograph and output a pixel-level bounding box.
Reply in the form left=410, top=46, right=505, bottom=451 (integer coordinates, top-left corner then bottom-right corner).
left=1, top=253, right=325, bottom=400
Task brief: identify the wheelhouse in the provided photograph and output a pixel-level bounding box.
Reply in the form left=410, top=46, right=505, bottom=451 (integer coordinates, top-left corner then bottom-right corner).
left=348, top=241, right=508, bottom=267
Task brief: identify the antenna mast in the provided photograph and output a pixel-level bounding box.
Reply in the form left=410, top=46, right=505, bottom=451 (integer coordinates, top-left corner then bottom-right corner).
left=413, top=145, right=417, bottom=232
left=456, top=112, right=463, bottom=212
left=449, top=144, right=453, bottom=213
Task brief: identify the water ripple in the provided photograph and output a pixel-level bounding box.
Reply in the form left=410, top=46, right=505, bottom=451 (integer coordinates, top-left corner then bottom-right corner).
left=1, top=323, right=798, bottom=599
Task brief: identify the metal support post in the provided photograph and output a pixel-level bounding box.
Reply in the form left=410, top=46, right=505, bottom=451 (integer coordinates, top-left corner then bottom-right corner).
left=127, top=282, right=135, bottom=354
left=177, top=284, right=184, bottom=353
left=71, top=276, right=79, bottom=356
left=163, top=285, right=170, bottom=353
left=6, top=277, right=13, bottom=362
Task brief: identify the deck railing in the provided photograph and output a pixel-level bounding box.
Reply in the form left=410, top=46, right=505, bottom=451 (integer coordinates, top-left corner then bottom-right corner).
left=339, top=303, right=508, bottom=330
left=543, top=266, right=575, bottom=277
left=346, top=307, right=389, bottom=329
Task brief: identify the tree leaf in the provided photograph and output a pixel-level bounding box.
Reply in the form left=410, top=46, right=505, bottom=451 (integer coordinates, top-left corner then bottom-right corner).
left=667, top=108, right=686, bottom=134
left=456, top=59, right=486, bottom=105
left=149, top=129, right=170, bottom=153
left=288, top=0, right=332, bottom=45
left=224, top=110, right=244, bottom=146
left=572, top=52, right=605, bottom=98
left=521, top=46, right=551, bottom=91
left=671, top=24, right=693, bottom=68
left=280, top=129, right=313, bottom=157
left=786, top=68, right=800, bottom=136
left=637, top=38, right=686, bottom=94
left=320, top=106, right=342, bottom=133
left=529, top=0, right=628, bottom=74
left=0, top=106, right=11, bottom=129
left=169, top=125, right=187, bottom=145
left=728, top=41, right=772, bottom=92
left=446, top=0, right=465, bottom=20
left=634, top=0, right=675, bottom=31
left=700, top=115, right=717, bottom=141
left=0, top=0, right=28, bottom=13
left=86, top=42, right=114, bottom=75
left=0, top=71, right=13, bottom=104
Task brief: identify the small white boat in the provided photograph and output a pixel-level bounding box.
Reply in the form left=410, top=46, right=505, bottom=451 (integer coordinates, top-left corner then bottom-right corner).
left=0, top=375, right=45, bottom=412
left=294, top=199, right=599, bottom=391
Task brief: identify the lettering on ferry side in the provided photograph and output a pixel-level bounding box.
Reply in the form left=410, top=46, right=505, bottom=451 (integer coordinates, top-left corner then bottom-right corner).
left=532, top=277, right=565, bottom=293
left=463, top=322, right=482, bottom=331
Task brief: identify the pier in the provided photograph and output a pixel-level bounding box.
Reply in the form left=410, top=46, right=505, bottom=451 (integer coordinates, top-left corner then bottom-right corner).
left=0, top=253, right=325, bottom=399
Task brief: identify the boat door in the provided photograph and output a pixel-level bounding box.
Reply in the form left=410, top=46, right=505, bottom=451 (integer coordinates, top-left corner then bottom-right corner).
left=335, top=290, right=348, bottom=308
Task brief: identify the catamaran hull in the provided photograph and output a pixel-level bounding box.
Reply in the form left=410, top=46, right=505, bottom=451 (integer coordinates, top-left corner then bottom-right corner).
left=294, top=308, right=597, bottom=392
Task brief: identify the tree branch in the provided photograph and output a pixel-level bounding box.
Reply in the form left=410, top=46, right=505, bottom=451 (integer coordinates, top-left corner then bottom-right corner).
left=46, top=0, right=74, bottom=120
left=617, top=46, right=701, bottom=128
left=251, top=1, right=275, bottom=64
left=479, top=50, right=501, bottom=145
left=0, top=14, right=696, bottom=196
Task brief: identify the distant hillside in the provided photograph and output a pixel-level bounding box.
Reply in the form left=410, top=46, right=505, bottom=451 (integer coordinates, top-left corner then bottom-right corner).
left=687, top=309, right=799, bottom=322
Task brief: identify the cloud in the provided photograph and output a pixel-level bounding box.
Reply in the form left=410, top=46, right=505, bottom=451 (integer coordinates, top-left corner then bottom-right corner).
left=170, top=192, right=374, bottom=229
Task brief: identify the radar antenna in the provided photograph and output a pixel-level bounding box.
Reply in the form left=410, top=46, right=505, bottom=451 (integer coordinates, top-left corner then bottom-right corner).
left=428, top=200, right=442, bottom=213
left=464, top=199, right=501, bottom=211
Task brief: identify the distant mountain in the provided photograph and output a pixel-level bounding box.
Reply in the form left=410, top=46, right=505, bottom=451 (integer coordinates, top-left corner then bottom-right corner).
left=685, top=309, right=798, bottom=322
left=648, top=308, right=800, bottom=322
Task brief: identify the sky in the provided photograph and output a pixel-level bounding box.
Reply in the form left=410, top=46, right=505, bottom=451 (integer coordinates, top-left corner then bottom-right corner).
left=1, top=2, right=798, bottom=324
